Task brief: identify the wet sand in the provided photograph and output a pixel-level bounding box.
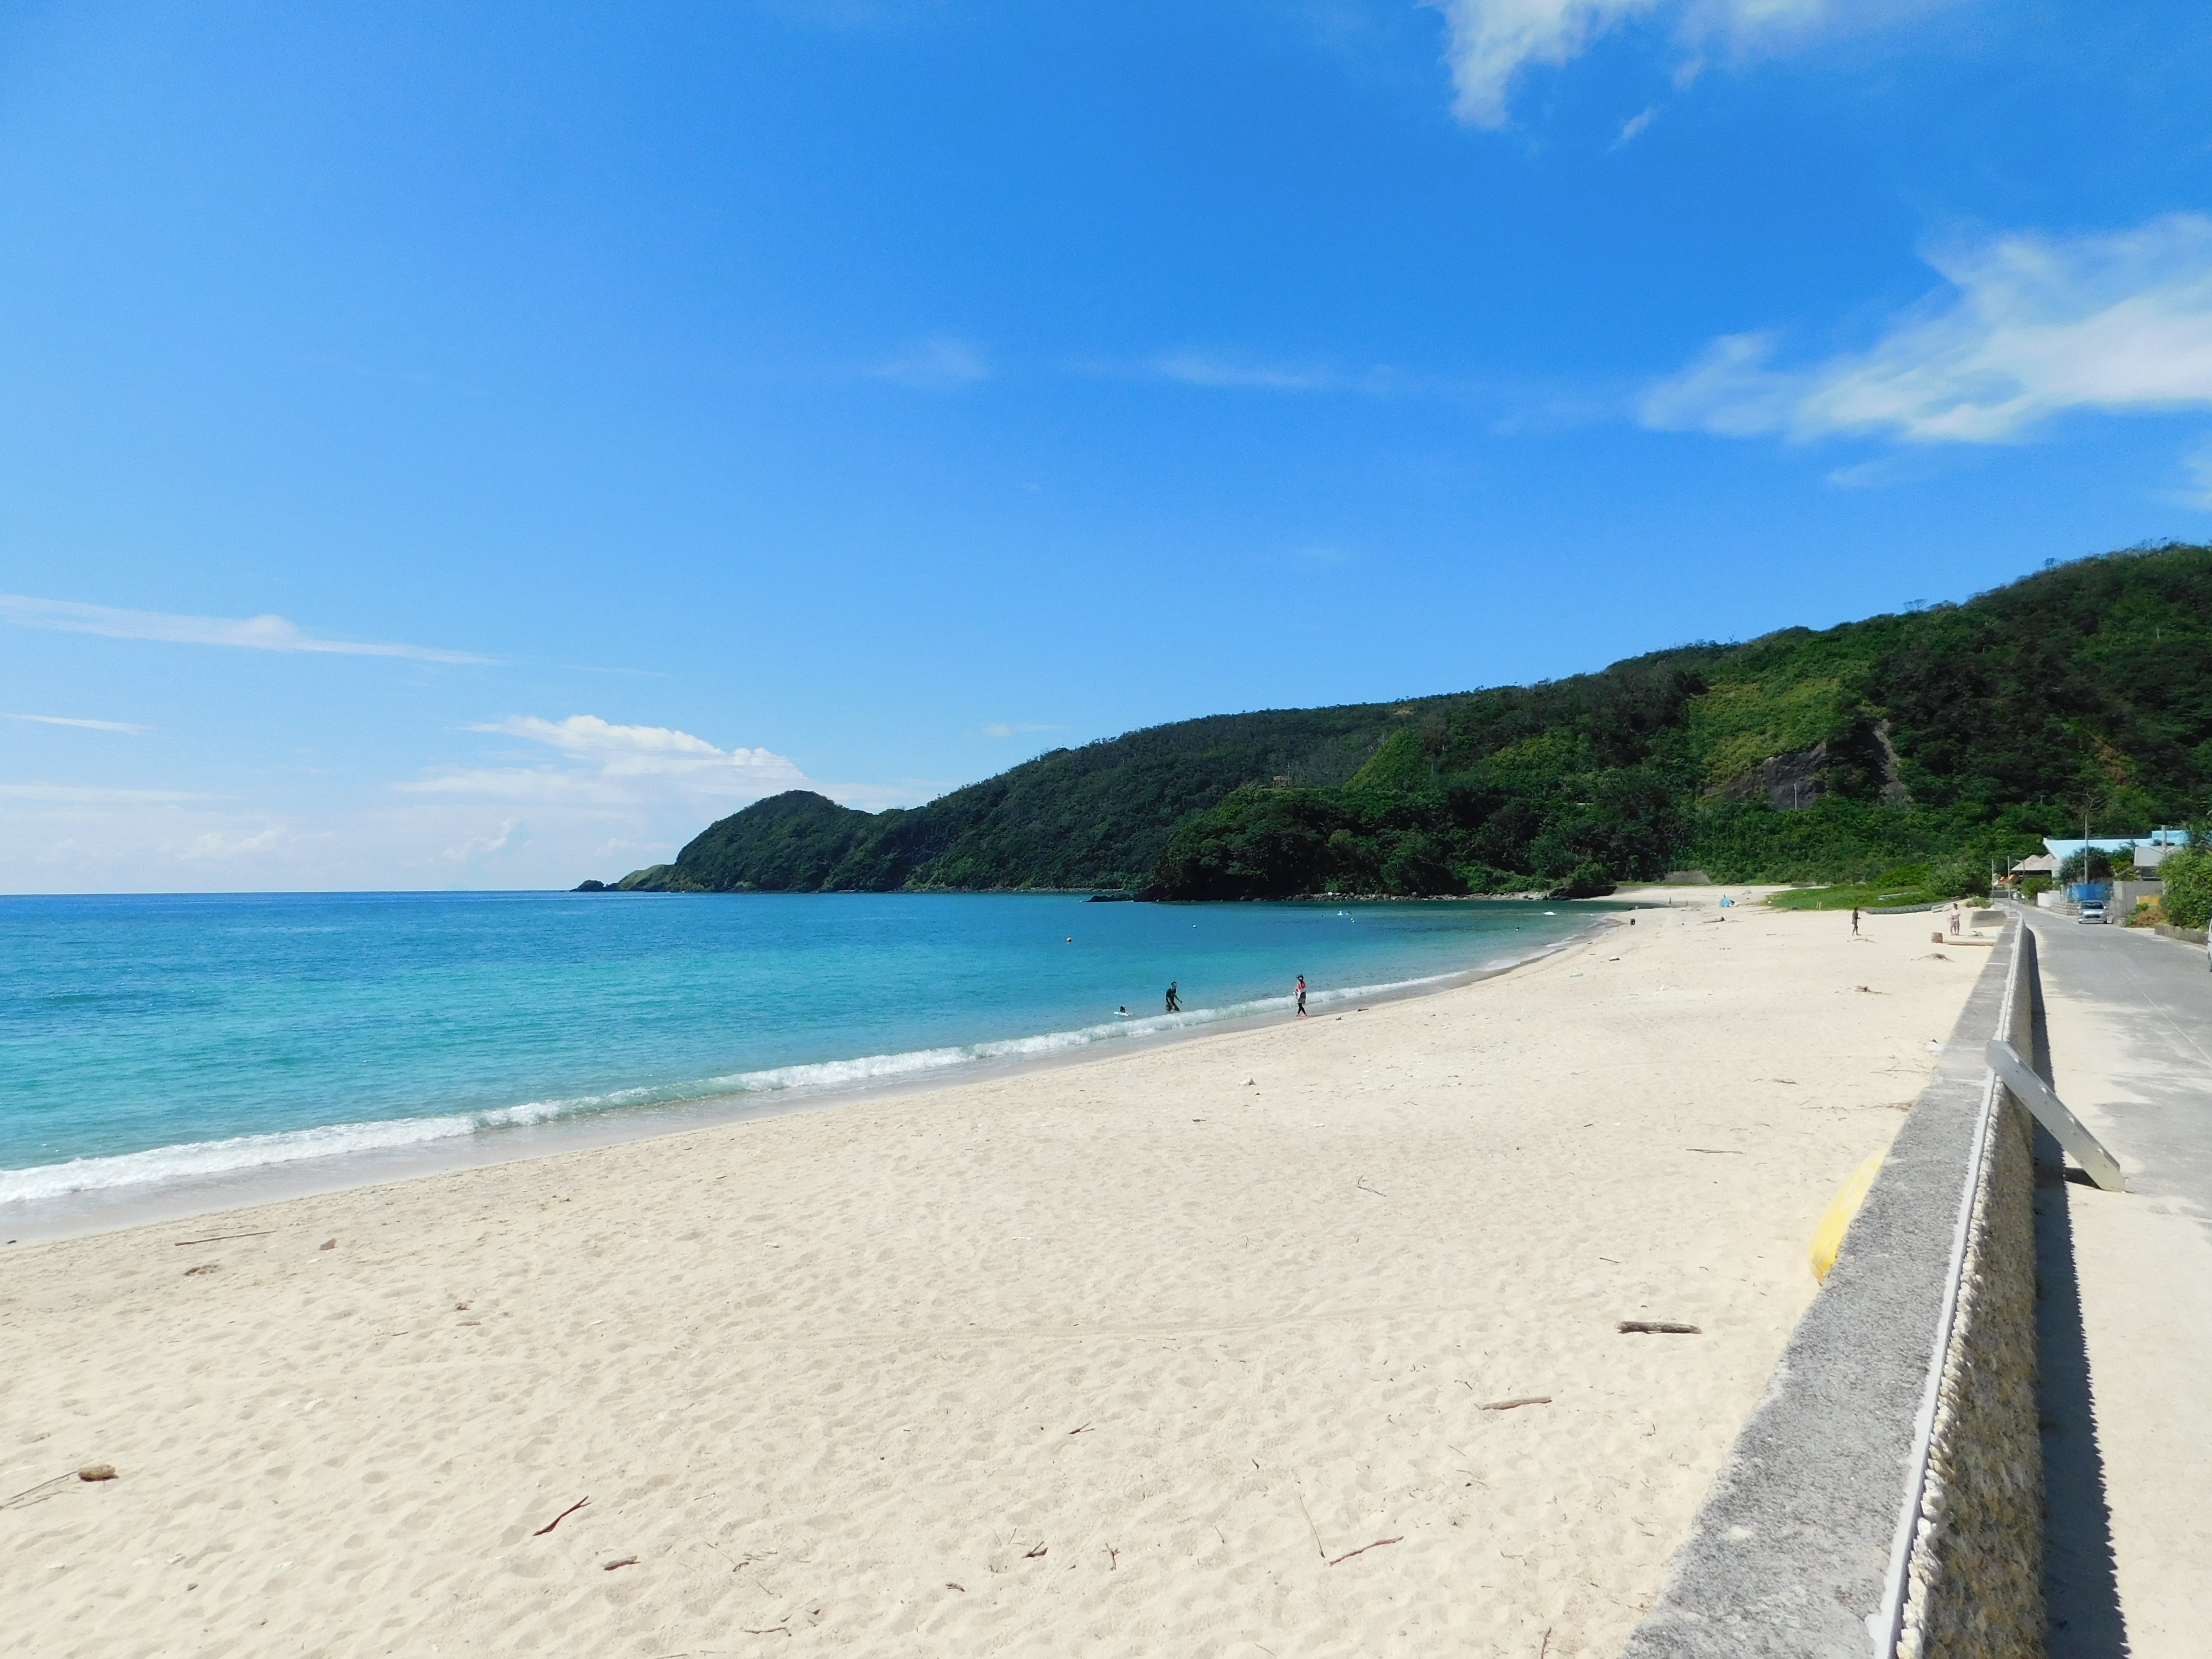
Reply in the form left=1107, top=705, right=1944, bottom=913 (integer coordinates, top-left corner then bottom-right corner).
left=1, top=893, right=1979, bottom=1658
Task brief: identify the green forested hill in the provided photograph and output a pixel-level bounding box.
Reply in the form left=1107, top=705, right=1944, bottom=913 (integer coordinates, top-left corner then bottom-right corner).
left=602, top=543, right=2212, bottom=898
left=611, top=700, right=1456, bottom=893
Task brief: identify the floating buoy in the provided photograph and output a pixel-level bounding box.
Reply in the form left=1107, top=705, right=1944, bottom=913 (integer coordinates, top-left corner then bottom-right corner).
left=1810, top=1152, right=1885, bottom=1281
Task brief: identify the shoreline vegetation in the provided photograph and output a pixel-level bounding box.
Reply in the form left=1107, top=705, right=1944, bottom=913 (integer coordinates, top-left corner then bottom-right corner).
left=582, top=544, right=2212, bottom=906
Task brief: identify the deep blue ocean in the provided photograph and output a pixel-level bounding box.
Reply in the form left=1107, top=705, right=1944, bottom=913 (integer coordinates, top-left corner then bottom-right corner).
left=0, top=891, right=1604, bottom=1209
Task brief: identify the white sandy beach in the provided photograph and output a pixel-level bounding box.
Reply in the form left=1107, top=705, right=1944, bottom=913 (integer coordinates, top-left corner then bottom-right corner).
left=2, top=895, right=1982, bottom=1658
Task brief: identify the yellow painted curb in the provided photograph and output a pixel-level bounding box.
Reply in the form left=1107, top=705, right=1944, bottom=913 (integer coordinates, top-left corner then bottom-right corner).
left=1810, top=1151, right=1885, bottom=1282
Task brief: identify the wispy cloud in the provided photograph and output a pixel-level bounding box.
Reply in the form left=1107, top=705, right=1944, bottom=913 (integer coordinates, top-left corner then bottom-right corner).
left=1427, top=0, right=1880, bottom=130
left=181, top=825, right=289, bottom=861
left=0, top=729, right=941, bottom=891
left=401, top=714, right=812, bottom=808
left=4, top=712, right=154, bottom=734
left=1640, top=215, right=2212, bottom=444
left=1148, top=353, right=1342, bottom=392
left=1142, top=352, right=1430, bottom=398
left=2184, top=439, right=2212, bottom=509
left=0, top=782, right=205, bottom=803
left=1611, top=105, right=1657, bottom=147
left=874, top=334, right=990, bottom=390
left=0, top=595, right=492, bottom=664
left=399, top=712, right=937, bottom=840
left=440, top=819, right=520, bottom=865
left=469, top=714, right=806, bottom=782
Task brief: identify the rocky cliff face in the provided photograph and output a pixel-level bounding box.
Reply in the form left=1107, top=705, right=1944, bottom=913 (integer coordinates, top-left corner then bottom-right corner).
left=1712, top=720, right=1913, bottom=812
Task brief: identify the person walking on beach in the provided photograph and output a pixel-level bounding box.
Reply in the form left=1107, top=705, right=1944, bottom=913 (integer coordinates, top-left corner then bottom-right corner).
left=1851, top=906, right=1861, bottom=938
left=1949, top=903, right=1961, bottom=937
left=1294, top=974, right=1307, bottom=1018
left=1165, top=981, right=1181, bottom=1014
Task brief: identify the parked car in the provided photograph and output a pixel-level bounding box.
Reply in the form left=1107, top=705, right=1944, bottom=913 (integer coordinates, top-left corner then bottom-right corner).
left=2078, top=900, right=2108, bottom=924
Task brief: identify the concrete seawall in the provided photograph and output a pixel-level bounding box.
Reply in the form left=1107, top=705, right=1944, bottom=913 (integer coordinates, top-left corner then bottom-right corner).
left=1621, top=922, right=2046, bottom=1658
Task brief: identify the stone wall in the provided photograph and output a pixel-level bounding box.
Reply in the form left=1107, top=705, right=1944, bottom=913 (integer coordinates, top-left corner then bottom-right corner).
left=1894, top=1093, right=2043, bottom=1657
left=1618, top=922, right=2047, bottom=1658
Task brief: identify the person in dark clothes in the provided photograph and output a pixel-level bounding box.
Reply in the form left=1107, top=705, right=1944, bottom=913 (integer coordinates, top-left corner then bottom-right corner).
left=1165, top=981, right=1181, bottom=1014
left=1851, top=906, right=1861, bottom=938
left=1295, top=975, right=1307, bottom=1017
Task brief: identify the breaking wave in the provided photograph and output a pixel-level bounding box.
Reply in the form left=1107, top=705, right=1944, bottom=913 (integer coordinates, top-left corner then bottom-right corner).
left=1, top=937, right=1578, bottom=1207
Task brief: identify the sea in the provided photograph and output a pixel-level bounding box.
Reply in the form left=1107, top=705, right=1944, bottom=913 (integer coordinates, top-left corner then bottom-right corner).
left=0, top=891, right=1615, bottom=1235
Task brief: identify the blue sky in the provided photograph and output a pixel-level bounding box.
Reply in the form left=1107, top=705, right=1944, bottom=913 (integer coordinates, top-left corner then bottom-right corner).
left=3, top=0, right=2210, bottom=891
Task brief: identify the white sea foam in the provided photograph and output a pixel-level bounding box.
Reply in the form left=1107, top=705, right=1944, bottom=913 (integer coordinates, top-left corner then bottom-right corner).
left=0, top=938, right=1579, bottom=1208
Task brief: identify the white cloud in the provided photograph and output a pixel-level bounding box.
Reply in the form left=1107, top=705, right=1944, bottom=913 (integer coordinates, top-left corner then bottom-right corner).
left=0, top=594, right=491, bottom=664
left=181, top=825, right=289, bottom=861
left=3, top=712, right=154, bottom=734
left=1640, top=215, right=2212, bottom=444
left=874, top=335, right=990, bottom=390
left=0, top=714, right=942, bottom=894
left=446, top=715, right=811, bottom=793
left=1426, top=0, right=1837, bottom=129
left=2184, top=439, right=2212, bottom=509
left=1612, top=105, right=1657, bottom=146
left=441, top=820, right=520, bottom=865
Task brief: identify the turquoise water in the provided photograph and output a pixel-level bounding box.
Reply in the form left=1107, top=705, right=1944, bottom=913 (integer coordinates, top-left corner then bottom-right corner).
left=0, top=892, right=1603, bottom=1209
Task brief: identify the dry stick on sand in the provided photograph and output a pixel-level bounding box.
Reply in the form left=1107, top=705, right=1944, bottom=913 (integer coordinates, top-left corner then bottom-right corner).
left=533, top=1496, right=590, bottom=1535
left=602, top=1556, right=638, bottom=1571
left=1296, top=1493, right=1326, bottom=1561
left=2, top=1474, right=78, bottom=1511
left=1328, top=1537, right=1403, bottom=1567
left=1619, top=1321, right=1701, bottom=1335
left=1479, top=1396, right=1551, bottom=1412
left=1024, top=1542, right=1048, bottom=1559
left=172, top=1230, right=274, bottom=1246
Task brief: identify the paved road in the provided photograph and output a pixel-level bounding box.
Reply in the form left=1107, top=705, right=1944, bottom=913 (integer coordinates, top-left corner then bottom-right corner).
left=2028, top=911, right=2212, bottom=1223
left=2025, top=910, right=2212, bottom=1659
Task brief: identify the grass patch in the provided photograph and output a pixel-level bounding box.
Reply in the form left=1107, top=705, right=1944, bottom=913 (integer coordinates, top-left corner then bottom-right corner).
left=1767, top=883, right=1947, bottom=912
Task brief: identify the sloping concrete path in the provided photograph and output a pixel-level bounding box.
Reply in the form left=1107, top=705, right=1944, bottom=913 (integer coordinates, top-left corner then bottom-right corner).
left=2025, top=912, right=2212, bottom=1658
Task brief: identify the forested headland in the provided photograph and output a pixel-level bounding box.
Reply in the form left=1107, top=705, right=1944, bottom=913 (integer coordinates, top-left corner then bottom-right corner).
left=590, top=544, right=2212, bottom=902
